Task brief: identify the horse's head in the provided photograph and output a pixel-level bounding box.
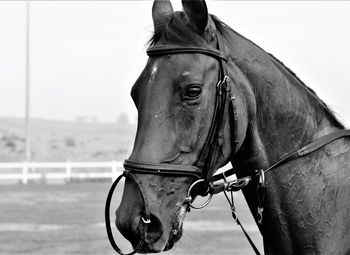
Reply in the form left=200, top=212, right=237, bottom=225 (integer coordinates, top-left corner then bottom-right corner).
left=115, top=0, right=249, bottom=253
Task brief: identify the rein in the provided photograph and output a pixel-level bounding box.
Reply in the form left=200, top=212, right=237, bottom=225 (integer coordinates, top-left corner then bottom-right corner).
left=105, top=32, right=350, bottom=255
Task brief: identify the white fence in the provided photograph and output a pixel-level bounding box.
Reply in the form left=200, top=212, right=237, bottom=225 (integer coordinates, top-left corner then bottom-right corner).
left=0, top=161, right=124, bottom=184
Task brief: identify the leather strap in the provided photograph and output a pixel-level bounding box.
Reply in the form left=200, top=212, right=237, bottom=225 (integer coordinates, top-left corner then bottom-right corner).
left=223, top=188, right=262, bottom=255
left=235, top=217, right=261, bottom=255
left=105, top=173, right=145, bottom=255
left=265, top=129, right=350, bottom=174
left=297, top=129, right=350, bottom=156
left=124, top=159, right=201, bottom=179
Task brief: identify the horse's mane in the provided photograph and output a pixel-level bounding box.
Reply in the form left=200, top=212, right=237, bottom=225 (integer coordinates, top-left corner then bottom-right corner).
left=219, top=23, right=345, bottom=129
left=149, top=11, right=344, bottom=129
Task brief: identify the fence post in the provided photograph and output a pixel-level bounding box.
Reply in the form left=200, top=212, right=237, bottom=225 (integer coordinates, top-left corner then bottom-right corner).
left=66, top=161, right=72, bottom=183
left=22, top=162, right=28, bottom=185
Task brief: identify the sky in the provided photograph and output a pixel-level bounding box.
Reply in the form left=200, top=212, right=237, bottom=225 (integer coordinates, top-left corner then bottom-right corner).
left=0, top=1, right=350, bottom=125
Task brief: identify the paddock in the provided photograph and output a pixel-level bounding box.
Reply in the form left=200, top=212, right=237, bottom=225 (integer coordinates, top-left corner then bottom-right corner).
left=0, top=182, right=262, bottom=254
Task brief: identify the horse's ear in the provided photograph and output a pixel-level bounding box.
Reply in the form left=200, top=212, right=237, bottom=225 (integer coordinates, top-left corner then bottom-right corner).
left=182, top=0, right=208, bottom=33
left=152, top=0, right=173, bottom=30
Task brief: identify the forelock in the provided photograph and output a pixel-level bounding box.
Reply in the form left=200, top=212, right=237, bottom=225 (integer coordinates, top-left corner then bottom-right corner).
left=149, top=11, right=208, bottom=46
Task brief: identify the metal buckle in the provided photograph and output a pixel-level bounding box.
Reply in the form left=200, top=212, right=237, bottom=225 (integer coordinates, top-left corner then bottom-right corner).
left=216, top=76, right=230, bottom=93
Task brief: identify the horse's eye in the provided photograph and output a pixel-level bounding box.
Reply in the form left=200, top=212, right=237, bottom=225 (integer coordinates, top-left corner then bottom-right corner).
left=184, top=85, right=202, bottom=100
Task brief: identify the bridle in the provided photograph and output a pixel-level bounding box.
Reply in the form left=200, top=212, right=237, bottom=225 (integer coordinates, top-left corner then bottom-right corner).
left=105, top=32, right=350, bottom=255
left=105, top=33, right=238, bottom=255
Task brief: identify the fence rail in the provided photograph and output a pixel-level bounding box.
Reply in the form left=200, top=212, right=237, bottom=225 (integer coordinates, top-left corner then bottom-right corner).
left=0, top=161, right=124, bottom=184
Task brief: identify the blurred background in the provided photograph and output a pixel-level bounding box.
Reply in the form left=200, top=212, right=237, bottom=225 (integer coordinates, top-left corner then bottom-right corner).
left=0, top=1, right=349, bottom=254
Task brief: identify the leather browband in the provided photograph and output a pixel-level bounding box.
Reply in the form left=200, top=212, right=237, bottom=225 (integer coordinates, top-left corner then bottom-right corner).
left=147, top=45, right=227, bottom=61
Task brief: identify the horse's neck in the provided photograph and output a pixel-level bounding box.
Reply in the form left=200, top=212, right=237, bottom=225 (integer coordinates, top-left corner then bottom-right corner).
left=251, top=64, right=337, bottom=162
left=228, top=32, right=350, bottom=254
left=227, top=30, right=341, bottom=165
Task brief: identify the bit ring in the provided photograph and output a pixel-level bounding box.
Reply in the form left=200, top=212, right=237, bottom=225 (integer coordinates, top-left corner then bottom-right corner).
left=186, top=179, right=213, bottom=209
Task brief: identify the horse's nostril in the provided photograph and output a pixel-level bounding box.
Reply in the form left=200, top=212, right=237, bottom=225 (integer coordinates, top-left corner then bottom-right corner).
left=118, top=213, right=164, bottom=245
left=144, top=213, right=164, bottom=243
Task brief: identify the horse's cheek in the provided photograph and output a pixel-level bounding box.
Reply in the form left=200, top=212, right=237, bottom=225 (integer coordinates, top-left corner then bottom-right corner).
left=174, top=107, right=195, bottom=140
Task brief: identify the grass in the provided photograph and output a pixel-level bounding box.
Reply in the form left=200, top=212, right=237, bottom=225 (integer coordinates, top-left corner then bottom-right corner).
left=0, top=182, right=263, bottom=255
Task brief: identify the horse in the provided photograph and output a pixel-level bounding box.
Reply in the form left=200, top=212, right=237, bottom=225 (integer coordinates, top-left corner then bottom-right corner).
left=108, top=0, right=350, bottom=254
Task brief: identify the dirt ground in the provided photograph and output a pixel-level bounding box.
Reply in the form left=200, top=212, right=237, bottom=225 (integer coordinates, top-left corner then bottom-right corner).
left=0, top=182, right=263, bottom=255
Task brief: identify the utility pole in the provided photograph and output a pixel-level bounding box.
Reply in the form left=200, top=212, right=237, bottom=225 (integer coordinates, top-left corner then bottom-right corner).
left=25, top=0, right=31, bottom=162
